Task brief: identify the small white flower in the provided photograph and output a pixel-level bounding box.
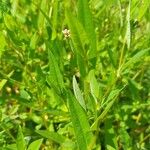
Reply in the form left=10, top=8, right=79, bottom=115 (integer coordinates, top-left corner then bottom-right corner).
left=62, top=28, right=70, bottom=38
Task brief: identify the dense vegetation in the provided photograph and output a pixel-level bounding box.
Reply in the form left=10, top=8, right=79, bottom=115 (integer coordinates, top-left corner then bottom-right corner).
left=0, top=0, right=150, bottom=149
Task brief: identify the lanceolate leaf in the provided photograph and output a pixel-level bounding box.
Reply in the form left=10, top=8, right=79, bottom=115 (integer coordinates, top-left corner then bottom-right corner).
left=36, top=130, right=65, bottom=144
left=36, top=130, right=75, bottom=148
left=77, top=0, right=97, bottom=58
left=73, top=76, right=86, bottom=110
left=65, top=8, right=89, bottom=57
left=67, top=91, right=92, bottom=150
left=17, top=126, right=26, bottom=150
left=66, top=9, right=88, bottom=77
left=46, top=50, right=64, bottom=95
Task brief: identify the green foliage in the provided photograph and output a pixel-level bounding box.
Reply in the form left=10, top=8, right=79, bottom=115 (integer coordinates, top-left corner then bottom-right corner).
left=67, top=91, right=92, bottom=150
left=27, top=138, right=43, bottom=150
left=0, top=0, right=150, bottom=149
left=17, top=126, right=26, bottom=150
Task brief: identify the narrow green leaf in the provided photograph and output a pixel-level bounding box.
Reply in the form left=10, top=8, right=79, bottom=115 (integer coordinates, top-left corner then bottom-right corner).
left=126, top=1, right=131, bottom=49
left=37, top=0, right=48, bottom=29
left=30, top=32, right=39, bottom=49
left=5, top=144, right=17, bottom=150
left=73, top=76, right=86, bottom=110
left=91, top=89, right=121, bottom=130
left=77, top=0, right=97, bottom=58
left=107, top=48, right=117, bottom=68
left=27, top=139, right=43, bottom=150
left=66, top=9, right=89, bottom=77
left=4, top=14, right=17, bottom=31
left=138, top=0, right=150, bottom=20
left=17, top=126, right=26, bottom=150
left=76, top=54, right=87, bottom=78
left=33, top=2, right=52, bottom=28
left=67, top=91, right=92, bottom=150
left=117, top=0, right=123, bottom=27
left=0, top=70, right=14, bottom=91
left=122, top=48, right=150, bottom=70
left=51, top=0, right=58, bottom=40
left=46, top=50, right=64, bottom=95
left=88, top=70, right=100, bottom=103
left=65, top=8, right=89, bottom=57
left=0, top=33, right=6, bottom=57
left=36, top=130, right=65, bottom=144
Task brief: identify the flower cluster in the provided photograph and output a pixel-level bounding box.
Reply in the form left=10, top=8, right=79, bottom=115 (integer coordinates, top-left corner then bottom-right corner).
left=62, top=29, right=70, bottom=39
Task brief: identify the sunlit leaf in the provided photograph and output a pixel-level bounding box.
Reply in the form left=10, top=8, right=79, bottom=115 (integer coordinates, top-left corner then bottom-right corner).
left=73, top=76, right=86, bottom=110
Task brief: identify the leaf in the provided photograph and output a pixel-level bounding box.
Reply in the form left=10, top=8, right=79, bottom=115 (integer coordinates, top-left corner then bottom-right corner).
left=33, top=1, right=52, bottom=28
left=107, top=48, right=117, bottom=68
left=17, top=126, right=26, bottom=150
left=11, top=0, right=18, bottom=16
left=77, top=0, right=97, bottom=58
left=76, top=54, right=87, bottom=78
left=119, top=126, right=132, bottom=150
left=106, top=89, right=121, bottom=102
left=36, top=130, right=65, bottom=144
left=67, top=91, right=92, bottom=150
left=37, top=0, right=48, bottom=29
left=138, top=0, right=150, bottom=20
left=91, top=89, right=121, bottom=130
left=73, top=76, right=86, bottom=110
left=46, top=50, right=64, bottom=95
left=4, top=144, right=17, bottom=150
left=122, top=48, right=150, bottom=71
left=65, top=8, right=89, bottom=57
left=105, top=119, right=118, bottom=150
left=0, top=33, right=6, bottom=57
left=66, top=8, right=89, bottom=77
left=27, top=139, right=43, bottom=150
left=20, top=89, right=31, bottom=100
left=128, top=78, right=142, bottom=100
left=126, top=1, right=131, bottom=49
left=88, top=70, right=100, bottom=103
left=4, top=14, right=17, bottom=31
left=0, top=70, right=14, bottom=91
left=51, top=0, right=58, bottom=40
left=30, top=32, right=39, bottom=49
